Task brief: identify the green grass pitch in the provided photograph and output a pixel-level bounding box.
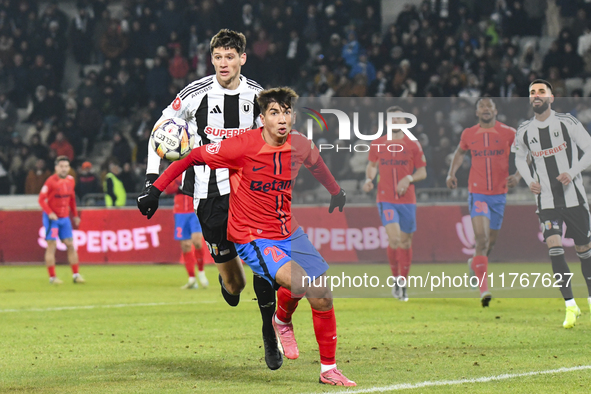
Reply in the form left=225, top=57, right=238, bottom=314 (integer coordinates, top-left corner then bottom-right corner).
left=1, top=263, right=591, bottom=393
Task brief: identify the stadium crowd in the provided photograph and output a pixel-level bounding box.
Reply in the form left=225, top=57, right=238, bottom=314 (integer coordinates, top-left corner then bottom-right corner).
left=1, top=0, right=591, bottom=201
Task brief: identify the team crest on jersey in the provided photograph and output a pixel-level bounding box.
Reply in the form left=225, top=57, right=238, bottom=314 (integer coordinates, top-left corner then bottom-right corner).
left=206, top=141, right=221, bottom=154
left=240, top=100, right=252, bottom=114
left=172, top=97, right=181, bottom=111
left=554, top=131, right=560, bottom=137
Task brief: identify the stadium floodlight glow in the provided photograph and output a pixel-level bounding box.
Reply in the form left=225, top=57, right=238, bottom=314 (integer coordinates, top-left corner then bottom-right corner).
left=304, top=110, right=418, bottom=141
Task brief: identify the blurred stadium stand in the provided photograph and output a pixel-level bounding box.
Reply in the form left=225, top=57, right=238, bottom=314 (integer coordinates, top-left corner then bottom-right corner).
left=1, top=0, right=591, bottom=205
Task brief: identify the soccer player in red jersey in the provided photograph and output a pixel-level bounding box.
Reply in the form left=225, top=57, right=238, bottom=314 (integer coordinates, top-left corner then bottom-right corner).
left=138, top=87, right=355, bottom=386
left=38, top=156, right=84, bottom=284
left=164, top=175, right=208, bottom=289
left=447, top=98, right=520, bottom=307
left=363, top=107, right=427, bottom=302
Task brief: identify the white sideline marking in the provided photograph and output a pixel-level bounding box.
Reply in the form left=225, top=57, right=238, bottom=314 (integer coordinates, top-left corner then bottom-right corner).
left=307, top=365, right=591, bottom=393
left=0, top=300, right=215, bottom=313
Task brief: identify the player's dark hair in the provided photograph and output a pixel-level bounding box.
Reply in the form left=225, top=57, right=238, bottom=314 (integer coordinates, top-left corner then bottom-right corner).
left=55, top=156, right=70, bottom=166
left=529, top=79, right=553, bottom=93
left=257, top=87, right=299, bottom=114
left=476, top=97, right=496, bottom=109
left=210, top=29, right=246, bottom=54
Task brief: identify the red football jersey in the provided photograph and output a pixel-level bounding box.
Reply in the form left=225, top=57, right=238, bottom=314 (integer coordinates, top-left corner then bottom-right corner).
left=459, top=121, right=516, bottom=195
left=368, top=135, right=426, bottom=204
left=164, top=175, right=193, bottom=214
left=154, top=128, right=339, bottom=244
left=38, top=174, right=78, bottom=218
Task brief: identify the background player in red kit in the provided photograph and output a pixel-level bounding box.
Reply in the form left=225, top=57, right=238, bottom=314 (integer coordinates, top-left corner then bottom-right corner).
left=164, top=175, right=208, bottom=289
left=447, top=98, right=520, bottom=307
left=138, top=87, right=354, bottom=386
left=363, top=106, right=427, bottom=301
left=38, top=156, right=84, bottom=285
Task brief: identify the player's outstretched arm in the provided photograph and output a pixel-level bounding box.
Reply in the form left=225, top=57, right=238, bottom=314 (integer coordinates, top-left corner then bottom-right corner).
left=446, top=145, right=467, bottom=189
left=138, top=146, right=208, bottom=219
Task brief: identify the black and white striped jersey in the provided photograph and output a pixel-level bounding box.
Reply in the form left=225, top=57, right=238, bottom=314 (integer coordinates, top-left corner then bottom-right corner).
left=147, top=74, right=263, bottom=202
left=514, top=110, right=591, bottom=210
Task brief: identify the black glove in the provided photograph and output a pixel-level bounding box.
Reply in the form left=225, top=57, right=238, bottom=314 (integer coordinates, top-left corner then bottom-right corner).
left=329, top=188, right=346, bottom=213
left=137, top=186, right=162, bottom=219
left=142, top=173, right=159, bottom=193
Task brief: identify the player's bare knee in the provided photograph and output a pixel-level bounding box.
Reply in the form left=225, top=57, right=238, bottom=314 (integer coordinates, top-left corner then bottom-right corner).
left=388, top=238, right=400, bottom=249
left=180, top=240, right=192, bottom=253
left=308, top=296, right=333, bottom=311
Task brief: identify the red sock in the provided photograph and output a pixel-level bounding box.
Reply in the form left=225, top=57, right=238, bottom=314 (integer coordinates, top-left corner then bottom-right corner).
left=471, top=255, right=489, bottom=293
left=312, top=307, right=337, bottom=365
left=387, top=246, right=399, bottom=277
left=71, top=264, right=79, bottom=275
left=398, top=248, right=412, bottom=279
left=183, top=250, right=196, bottom=277
left=48, top=266, right=56, bottom=278
left=276, top=287, right=303, bottom=323
left=194, top=246, right=204, bottom=272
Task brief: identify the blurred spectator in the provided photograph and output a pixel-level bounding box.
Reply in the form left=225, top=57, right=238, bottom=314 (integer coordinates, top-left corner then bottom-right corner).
left=8, top=53, right=29, bottom=108
left=98, top=83, right=122, bottom=140
left=70, top=7, right=94, bottom=68
left=29, top=134, right=49, bottom=161
left=168, top=47, right=189, bottom=88
left=111, top=132, right=132, bottom=166
left=103, top=159, right=126, bottom=207
left=560, top=42, right=584, bottom=78
left=145, top=57, right=171, bottom=107
left=77, top=96, right=103, bottom=156
left=25, top=120, right=50, bottom=145
left=76, top=161, right=100, bottom=200
left=119, top=162, right=139, bottom=193
left=28, top=55, right=56, bottom=92
left=100, top=20, right=128, bottom=61
left=0, top=150, right=9, bottom=194
left=0, top=93, right=17, bottom=142
left=349, top=53, right=376, bottom=85
left=25, top=158, right=51, bottom=194
left=49, top=131, right=74, bottom=162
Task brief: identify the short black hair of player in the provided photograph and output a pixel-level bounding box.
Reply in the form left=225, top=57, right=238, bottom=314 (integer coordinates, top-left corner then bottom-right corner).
left=257, top=87, right=299, bottom=114
left=55, top=156, right=70, bottom=166
left=210, top=29, right=246, bottom=55
left=476, top=97, right=496, bottom=109
left=529, top=79, right=553, bottom=93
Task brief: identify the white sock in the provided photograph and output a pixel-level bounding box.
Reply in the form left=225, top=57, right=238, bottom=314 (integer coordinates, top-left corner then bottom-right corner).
left=321, top=363, right=337, bottom=373
left=274, top=314, right=289, bottom=325
left=73, top=273, right=80, bottom=278
left=588, top=297, right=591, bottom=305
left=188, top=276, right=196, bottom=283
left=565, top=299, right=577, bottom=307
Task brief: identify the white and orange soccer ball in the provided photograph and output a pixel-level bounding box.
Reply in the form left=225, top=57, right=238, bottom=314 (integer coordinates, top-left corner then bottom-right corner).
left=150, top=117, right=195, bottom=161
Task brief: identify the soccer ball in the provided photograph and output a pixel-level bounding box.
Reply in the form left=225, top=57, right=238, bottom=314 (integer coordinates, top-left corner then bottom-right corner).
left=150, top=117, right=195, bottom=161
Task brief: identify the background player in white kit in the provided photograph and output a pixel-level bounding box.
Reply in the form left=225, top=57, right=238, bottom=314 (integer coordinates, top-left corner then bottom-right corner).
left=514, top=79, right=591, bottom=328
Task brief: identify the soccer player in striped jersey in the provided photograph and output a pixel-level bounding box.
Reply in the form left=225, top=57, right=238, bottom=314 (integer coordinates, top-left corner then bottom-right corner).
left=138, top=87, right=354, bottom=386
left=141, top=29, right=283, bottom=369
left=447, top=98, right=520, bottom=307
left=163, top=175, right=208, bottom=289
left=514, top=79, right=591, bottom=328
left=363, top=106, right=427, bottom=301
left=38, top=156, right=84, bottom=284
